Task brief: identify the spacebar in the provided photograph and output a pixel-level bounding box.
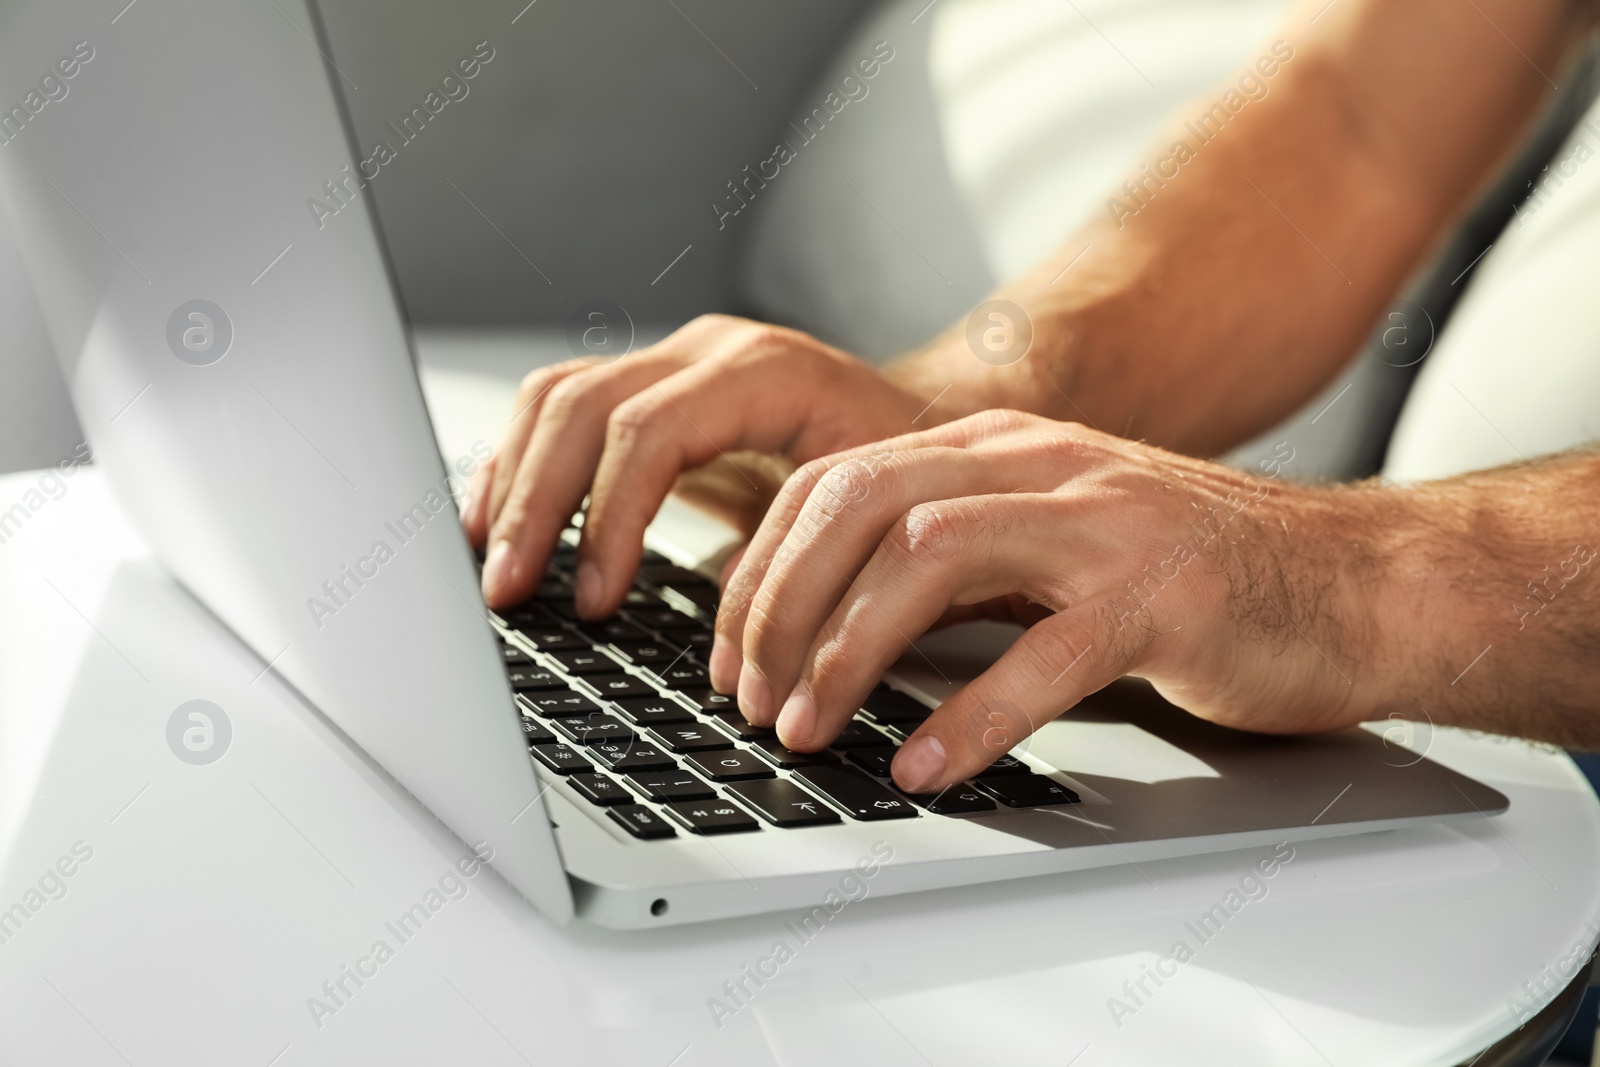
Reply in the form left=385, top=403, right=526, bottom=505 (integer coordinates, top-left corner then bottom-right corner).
left=792, top=766, right=917, bottom=820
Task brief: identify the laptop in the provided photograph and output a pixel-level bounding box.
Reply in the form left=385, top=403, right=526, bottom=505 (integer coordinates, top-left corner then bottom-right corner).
left=0, top=0, right=1507, bottom=928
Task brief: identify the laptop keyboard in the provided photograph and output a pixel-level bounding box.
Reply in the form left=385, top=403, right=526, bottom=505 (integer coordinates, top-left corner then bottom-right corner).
left=490, top=538, right=1080, bottom=839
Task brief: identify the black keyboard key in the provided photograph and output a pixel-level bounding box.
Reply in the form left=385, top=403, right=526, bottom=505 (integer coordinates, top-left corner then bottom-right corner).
left=685, top=749, right=776, bottom=782
left=500, top=602, right=557, bottom=627
left=792, top=766, right=918, bottom=820
left=676, top=629, right=714, bottom=654
left=668, top=584, right=719, bottom=614
left=518, top=691, right=602, bottom=717
left=845, top=746, right=898, bottom=777
left=548, top=650, right=626, bottom=676
left=681, top=689, right=736, bottom=714
left=516, top=626, right=590, bottom=652
left=611, top=695, right=695, bottom=726
left=639, top=563, right=709, bottom=587
left=627, top=769, right=716, bottom=802
left=549, top=713, right=634, bottom=746
left=907, top=784, right=997, bottom=814
left=632, top=607, right=701, bottom=632
left=662, top=799, right=759, bottom=835
left=568, top=772, right=630, bottom=806
left=587, top=674, right=658, bottom=701
left=506, top=665, right=565, bottom=691
left=973, top=754, right=1031, bottom=778
left=607, top=804, right=676, bottom=839
left=609, top=640, right=682, bottom=667
left=500, top=645, right=534, bottom=665
left=647, top=724, right=734, bottom=753
left=726, top=779, right=842, bottom=827
left=831, top=719, right=895, bottom=750
left=621, top=588, right=669, bottom=611
left=571, top=617, right=649, bottom=644
left=751, top=739, right=840, bottom=768
left=861, top=690, right=933, bottom=725
left=518, top=717, right=558, bottom=745
left=711, top=713, right=774, bottom=742
left=529, top=743, right=591, bottom=776
left=588, top=741, right=676, bottom=772
left=656, top=664, right=711, bottom=690
left=640, top=548, right=670, bottom=565
left=974, top=775, right=1080, bottom=807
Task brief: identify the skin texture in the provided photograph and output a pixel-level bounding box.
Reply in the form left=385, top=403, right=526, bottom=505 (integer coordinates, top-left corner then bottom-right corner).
left=718, top=412, right=1600, bottom=791
left=464, top=316, right=935, bottom=611
left=466, top=0, right=1600, bottom=791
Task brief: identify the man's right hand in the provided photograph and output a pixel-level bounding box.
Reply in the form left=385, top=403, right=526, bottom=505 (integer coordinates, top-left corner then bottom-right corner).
left=463, top=314, right=942, bottom=618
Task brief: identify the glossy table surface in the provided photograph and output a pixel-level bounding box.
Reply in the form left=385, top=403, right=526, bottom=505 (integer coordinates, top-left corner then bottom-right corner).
left=1, top=330, right=1597, bottom=1066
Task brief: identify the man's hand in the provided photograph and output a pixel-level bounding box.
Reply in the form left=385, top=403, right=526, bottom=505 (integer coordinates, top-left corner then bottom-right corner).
left=463, top=315, right=944, bottom=613
left=712, top=410, right=1396, bottom=794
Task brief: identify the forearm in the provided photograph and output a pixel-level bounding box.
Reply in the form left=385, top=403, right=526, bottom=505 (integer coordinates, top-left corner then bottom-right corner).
left=890, top=0, right=1587, bottom=455
left=1361, top=452, right=1600, bottom=747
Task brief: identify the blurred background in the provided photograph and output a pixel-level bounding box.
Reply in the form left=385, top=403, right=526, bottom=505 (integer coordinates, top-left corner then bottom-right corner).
left=4, top=0, right=1600, bottom=1058
left=3, top=0, right=1427, bottom=481
left=0, top=0, right=1595, bottom=491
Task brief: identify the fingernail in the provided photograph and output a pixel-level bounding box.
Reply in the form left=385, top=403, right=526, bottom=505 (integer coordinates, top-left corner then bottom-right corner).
left=737, top=665, right=773, bottom=726
left=893, top=735, right=947, bottom=794
left=481, top=540, right=516, bottom=604
left=708, top=635, right=741, bottom=692
left=776, top=687, right=817, bottom=749
left=574, top=559, right=602, bottom=617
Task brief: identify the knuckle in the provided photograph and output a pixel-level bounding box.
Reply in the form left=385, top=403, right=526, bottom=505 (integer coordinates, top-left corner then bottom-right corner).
left=891, top=500, right=977, bottom=567
left=515, top=366, right=560, bottom=405
left=717, top=553, right=767, bottom=625
left=605, top=395, right=661, bottom=446
left=815, top=458, right=879, bottom=512
left=491, top=495, right=528, bottom=537
left=789, top=458, right=832, bottom=497
left=1019, top=617, right=1100, bottom=685
left=720, top=322, right=795, bottom=368
left=776, top=458, right=838, bottom=535
left=741, top=596, right=784, bottom=662
left=542, top=375, right=603, bottom=424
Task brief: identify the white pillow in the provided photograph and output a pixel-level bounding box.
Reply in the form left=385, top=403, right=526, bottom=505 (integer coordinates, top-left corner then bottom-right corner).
left=1384, top=101, right=1600, bottom=482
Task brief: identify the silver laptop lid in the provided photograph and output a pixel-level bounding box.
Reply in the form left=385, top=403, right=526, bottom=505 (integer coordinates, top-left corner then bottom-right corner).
left=0, top=0, right=573, bottom=921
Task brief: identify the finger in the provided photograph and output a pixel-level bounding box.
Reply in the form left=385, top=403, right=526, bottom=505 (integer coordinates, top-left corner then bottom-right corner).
left=747, top=451, right=1064, bottom=738
left=891, top=606, right=1149, bottom=794
left=716, top=410, right=1056, bottom=722
left=461, top=453, right=498, bottom=548
left=577, top=342, right=846, bottom=618
left=706, top=545, right=748, bottom=690
left=484, top=361, right=591, bottom=536
left=482, top=353, right=687, bottom=607
left=773, top=494, right=1073, bottom=750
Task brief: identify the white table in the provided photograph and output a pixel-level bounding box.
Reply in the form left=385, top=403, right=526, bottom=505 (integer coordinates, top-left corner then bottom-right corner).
left=1, top=330, right=1597, bottom=1066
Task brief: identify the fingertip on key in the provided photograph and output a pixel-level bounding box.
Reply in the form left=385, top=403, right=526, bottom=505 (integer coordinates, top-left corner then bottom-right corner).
left=574, top=559, right=603, bottom=618
left=892, top=734, right=947, bottom=794
left=481, top=540, right=517, bottom=607
left=707, top=635, right=740, bottom=692
left=737, top=665, right=774, bottom=727
left=775, top=687, right=817, bottom=749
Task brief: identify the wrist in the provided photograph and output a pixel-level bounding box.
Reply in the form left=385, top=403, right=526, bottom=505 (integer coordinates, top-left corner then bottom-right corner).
left=884, top=303, right=1085, bottom=424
